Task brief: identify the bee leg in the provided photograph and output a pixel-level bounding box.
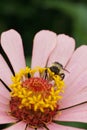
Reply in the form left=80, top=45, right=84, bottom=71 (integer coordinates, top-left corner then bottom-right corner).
left=44, top=69, right=48, bottom=79
left=59, top=73, right=65, bottom=80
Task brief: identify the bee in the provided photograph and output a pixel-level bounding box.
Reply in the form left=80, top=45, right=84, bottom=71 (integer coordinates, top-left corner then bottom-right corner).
left=45, top=61, right=69, bottom=80
left=49, top=62, right=65, bottom=80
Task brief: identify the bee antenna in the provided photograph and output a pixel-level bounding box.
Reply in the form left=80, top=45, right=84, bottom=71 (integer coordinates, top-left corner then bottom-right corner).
left=63, top=68, right=70, bottom=73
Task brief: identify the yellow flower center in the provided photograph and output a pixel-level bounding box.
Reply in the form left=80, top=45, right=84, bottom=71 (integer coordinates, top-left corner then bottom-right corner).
left=9, top=67, right=64, bottom=128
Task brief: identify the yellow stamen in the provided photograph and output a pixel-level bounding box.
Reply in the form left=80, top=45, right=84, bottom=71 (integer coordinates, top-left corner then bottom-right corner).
left=10, top=67, right=65, bottom=112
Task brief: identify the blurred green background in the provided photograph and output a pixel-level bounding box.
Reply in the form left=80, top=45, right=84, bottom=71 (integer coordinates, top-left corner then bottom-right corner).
left=0, top=0, right=87, bottom=64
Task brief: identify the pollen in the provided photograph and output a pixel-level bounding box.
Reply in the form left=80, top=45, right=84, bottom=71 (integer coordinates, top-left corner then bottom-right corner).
left=9, top=67, right=65, bottom=128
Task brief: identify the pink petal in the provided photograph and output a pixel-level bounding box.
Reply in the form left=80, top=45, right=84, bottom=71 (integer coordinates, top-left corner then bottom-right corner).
left=60, top=45, right=87, bottom=108
left=24, top=122, right=80, bottom=130
left=57, top=104, right=87, bottom=123
left=47, top=122, right=81, bottom=130
left=1, top=29, right=26, bottom=73
left=4, top=121, right=26, bottom=130
left=0, top=82, right=10, bottom=99
left=0, top=111, right=17, bottom=124
left=24, top=125, right=45, bottom=130
left=0, top=83, right=10, bottom=110
left=60, top=70, right=87, bottom=108
left=31, top=30, right=57, bottom=68
left=60, top=90, right=87, bottom=109
left=26, top=127, right=34, bottom=130
left=0, top=94, right=9, bottom=104
left=65, top=45, right=87, bottom=88
left=48, top=34, right=75, bottom=67
left=0, top=102, right=10, bottom=112
left=27, top=124, right=48, bottom=130
left=27, top=127, right=50, bottom=130
left=48, top=122, right=68, bottom=130
left=0, top=55, right=12, bottom=86
left=37, top=127, right=45, bottom=130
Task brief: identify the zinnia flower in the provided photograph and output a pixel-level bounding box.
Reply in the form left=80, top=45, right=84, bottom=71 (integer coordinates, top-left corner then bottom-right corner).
left=0, top=29, right=87, bottom=130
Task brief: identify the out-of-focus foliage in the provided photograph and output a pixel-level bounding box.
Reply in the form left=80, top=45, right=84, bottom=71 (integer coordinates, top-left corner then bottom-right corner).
left=26, top=56, right=31, bottom=66
left=43, top=0, right=87, bottom=46
left=0, top=0, right=87, bottom=58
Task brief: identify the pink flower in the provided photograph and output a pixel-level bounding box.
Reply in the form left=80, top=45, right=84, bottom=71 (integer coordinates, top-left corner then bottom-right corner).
left=0, top=29, right=87, bottom=130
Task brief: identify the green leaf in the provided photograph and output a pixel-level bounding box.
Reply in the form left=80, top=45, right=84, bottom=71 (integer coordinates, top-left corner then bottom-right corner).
left=0, top=123, right=14, bottom=129
left=53, top=120, right=87, bottom=129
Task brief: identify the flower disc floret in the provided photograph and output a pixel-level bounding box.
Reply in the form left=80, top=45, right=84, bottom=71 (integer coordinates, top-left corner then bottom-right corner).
left=10, top=67, right=64, bottom=128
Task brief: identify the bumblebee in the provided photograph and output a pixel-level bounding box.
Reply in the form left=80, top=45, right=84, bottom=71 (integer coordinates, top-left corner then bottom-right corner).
left=49, top=62, right=66, bottom=80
